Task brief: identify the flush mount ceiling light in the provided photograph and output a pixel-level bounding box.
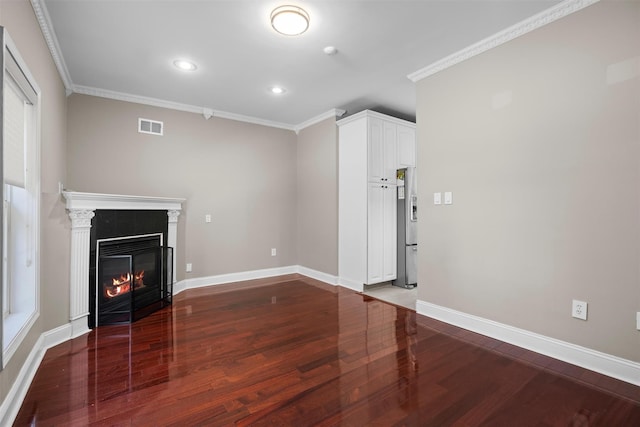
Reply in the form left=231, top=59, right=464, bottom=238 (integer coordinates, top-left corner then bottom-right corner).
left=173, top=59, right=197, bottom=71
left=270, top=86, right=286, bottom=95
left=270, top=5, right=310, bottom=36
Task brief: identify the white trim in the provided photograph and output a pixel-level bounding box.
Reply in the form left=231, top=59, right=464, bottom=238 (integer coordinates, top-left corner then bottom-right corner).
left=2, top=31, right=43, bottom=369
left=42, top=322, right=74, bottom=349
left=62, top=191, right=184, bottom=211
left=296, top=266, right=338, bottom=286
left=416, top=300, right=640, bottom=387
left=174, top=266, right=338, bottom=296
left=180, top=266, right=298, bottom=291
left=211, top=110, right=295, bottom=131
left=0, top=322, right=73, bottom=427
left=29, top=0, right=73, bottom=94
left=407, top=0, right=600, bottom=82
left=173, top=279, right=187, bottom=295
left=72, top=85, right=298, bottom=131
left=337, top=109, right=415, bottom=128
left=2, top=312, right=39, bottom=367
left=337, top=277, right=363, bottom=292
left=294, top=109, right=346, bottom=134
left=69, top=316, right=90, bottom=339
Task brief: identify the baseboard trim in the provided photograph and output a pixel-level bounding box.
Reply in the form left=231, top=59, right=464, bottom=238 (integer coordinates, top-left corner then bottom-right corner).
left=417, top=299, right=640, bottom=387
left=337, top=276, right=363, bottom=292
left=179, top=266, right=298, bottom=291
left=296, top=266, right=338, bottom=286
left=0, top=322, right=77, bottom=427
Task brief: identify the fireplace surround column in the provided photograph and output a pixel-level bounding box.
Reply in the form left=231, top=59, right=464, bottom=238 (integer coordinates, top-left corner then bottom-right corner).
left=68, top=209, right=95, bottom=338
left=168, top=210, right=180, bottom=284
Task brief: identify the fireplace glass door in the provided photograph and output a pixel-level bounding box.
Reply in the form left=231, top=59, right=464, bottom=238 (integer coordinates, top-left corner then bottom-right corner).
left=97, top=246, right=172, bottom=325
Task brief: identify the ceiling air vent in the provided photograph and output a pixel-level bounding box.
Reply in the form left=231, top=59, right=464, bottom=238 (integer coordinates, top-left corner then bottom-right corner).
left=138, top=118, right=163, bottom=136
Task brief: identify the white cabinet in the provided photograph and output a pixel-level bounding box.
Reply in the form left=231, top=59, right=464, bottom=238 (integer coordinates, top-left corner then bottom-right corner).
left=367, top=118, right=398, bottom=183
left=338, top=110, right=415, bottom=290
left=367, top=182, right=397, bottom=284
left=397, top=124, right=416, bottom=168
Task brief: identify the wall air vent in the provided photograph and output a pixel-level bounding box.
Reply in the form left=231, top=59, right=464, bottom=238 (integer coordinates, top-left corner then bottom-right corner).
left=138, top=118, right=163, bottom=136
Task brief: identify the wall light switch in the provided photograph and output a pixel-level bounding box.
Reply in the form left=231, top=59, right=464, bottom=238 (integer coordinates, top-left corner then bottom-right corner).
left=637, top=312, right=640, bottom=330
left=434, top=192, right=442, bottom=205
left=186, top=263, right=193, bottom=272
left=444, top=192, right=453, bottom=205
left=271, top=248, right=277, bottom=256
left=205, top=214, right=212, bottom=223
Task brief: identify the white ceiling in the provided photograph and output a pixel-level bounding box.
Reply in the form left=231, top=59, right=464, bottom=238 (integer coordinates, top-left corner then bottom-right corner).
left=40, top=0, right=561, bottom=127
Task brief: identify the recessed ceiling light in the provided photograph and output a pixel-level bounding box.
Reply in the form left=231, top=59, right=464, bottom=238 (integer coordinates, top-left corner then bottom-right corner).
left=270, top=86, right=286, bottom=95
left=270, top=5, right=310, bottom=36
left=173, top=59, right=197, bottom=71
left=323, top=46, right=338, bottom=56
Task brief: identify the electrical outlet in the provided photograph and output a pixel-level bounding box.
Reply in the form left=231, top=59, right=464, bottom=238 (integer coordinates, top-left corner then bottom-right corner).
left=186, top=263, right=192, bottom=272
left=572, top=299, right=588, bottom=320
left=271, top=248, right=277, bottom=256
left=205, top=214, right=211, bottom=223
left=636, top=312, right=640, bottom=330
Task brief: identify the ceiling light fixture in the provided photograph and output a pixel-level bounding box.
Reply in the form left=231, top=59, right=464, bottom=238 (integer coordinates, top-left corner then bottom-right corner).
left=173, top=59, right=197, bottom=71
left=270, top=5, right=310, bottom=36
left=270, top=86, right=286, bottom=95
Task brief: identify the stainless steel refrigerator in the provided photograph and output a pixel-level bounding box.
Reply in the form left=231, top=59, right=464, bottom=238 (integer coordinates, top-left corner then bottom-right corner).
left=393, top=167, right=417, bottom=288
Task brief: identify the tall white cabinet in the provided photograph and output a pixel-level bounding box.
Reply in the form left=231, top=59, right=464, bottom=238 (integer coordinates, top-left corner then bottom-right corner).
left=338, top=110, right=416, bottom=291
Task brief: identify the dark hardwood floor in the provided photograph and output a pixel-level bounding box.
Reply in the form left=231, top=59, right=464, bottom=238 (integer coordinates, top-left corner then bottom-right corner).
left=14, top=275, right=640, bottom=426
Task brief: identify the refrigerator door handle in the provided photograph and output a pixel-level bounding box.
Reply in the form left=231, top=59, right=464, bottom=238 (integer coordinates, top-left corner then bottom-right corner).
left=410, top=195, right=417, bottom=222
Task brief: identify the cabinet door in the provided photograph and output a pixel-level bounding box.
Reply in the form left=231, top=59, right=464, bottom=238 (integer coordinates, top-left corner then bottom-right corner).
left=367, top=118, right=384, bottom=182
left=383, top=121, right=398, bottom=181
left=367, top=183, right=385, bottom=283
left=382, top=184, right=397, bottom=281
left=367, top=183, right=397, bottom=284
left=397, top=125, right=416, bottom=168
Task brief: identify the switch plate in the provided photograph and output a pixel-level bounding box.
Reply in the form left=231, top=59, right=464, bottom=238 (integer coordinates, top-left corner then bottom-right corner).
left=205, top=214, right=212, bottom=223
left=444, top=192, right=453, bottom=205
left=637, top=312, right=640, bottom=330
left=572, top=300, right=588, bottom=320
left=271, top=248, right=277, bottom=256
left=434, top=192, right=442, bottom=205
left=186, top=263, right=193, bottom=272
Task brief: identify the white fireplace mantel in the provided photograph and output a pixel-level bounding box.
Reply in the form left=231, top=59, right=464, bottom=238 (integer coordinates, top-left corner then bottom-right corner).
left=62, top=191, right=185, bottom=338
left=63, top=191, right=185, bottom=211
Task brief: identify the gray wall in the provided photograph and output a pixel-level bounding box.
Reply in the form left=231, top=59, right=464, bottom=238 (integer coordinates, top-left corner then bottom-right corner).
left=296, top=117, right=339, bottom=275
left=416, top=1, right=640, bottom=362
left=0, top=0, right=69, bottom=403
left=67, top=94, right=299, bottom=279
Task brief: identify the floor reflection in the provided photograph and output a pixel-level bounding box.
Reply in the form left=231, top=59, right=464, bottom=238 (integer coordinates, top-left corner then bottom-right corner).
left=12, top=277, right=640, bottom=426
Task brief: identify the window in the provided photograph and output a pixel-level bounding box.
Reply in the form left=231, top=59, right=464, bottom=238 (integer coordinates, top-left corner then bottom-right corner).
left=1, top=28, right=41, bottom=368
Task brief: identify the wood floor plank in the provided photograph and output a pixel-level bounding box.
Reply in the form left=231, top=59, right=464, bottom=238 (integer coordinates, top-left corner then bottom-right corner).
left=13, top=275, right=640, bottom=426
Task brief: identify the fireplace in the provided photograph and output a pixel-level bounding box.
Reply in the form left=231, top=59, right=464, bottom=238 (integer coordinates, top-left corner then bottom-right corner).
left=96, top=234, right=173, bottom=325
left=63, top=191, right=184, bottom=337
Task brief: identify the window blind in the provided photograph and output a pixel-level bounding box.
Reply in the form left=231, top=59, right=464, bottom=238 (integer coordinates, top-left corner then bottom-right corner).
left=3, top=77, right=26, bottom=188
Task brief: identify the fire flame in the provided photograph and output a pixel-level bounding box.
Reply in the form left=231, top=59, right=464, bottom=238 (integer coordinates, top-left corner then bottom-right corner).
left=104, top=271, right=145, bottom=298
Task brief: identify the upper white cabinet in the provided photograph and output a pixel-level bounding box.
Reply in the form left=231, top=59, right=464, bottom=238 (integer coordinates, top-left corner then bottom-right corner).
left=397, top=124, right=416, bottom=168
left=338, top=110, right=415, bottom=290
left=367, top=118, right=399, bottom=183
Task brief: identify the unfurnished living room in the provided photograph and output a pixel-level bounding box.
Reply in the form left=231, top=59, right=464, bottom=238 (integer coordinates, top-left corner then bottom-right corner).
left=1, top=0, right=639, bottom=425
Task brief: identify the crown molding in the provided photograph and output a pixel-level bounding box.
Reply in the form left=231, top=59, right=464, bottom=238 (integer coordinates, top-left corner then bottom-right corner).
left=30, top=0, right=73, bottom=94
left=72, top=85, right=298, bottom=131
left=408, top=0, right=600, bottom=82
left=294, top=108, right=346, bottom=134
left=212, top=110, right=295, bottom=131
